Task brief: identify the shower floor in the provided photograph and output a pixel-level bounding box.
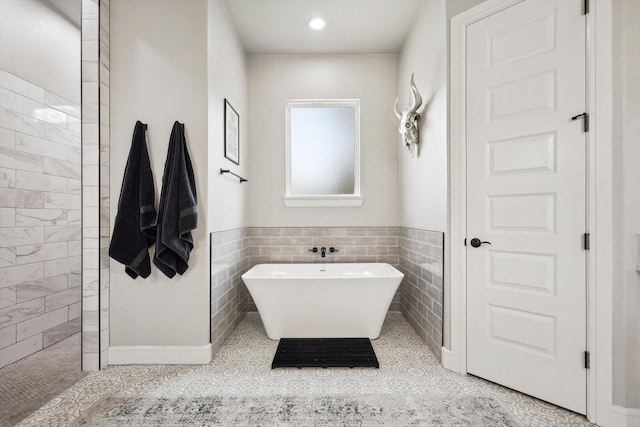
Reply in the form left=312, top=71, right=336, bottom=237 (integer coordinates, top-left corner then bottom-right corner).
left=0, top=333, right=85, bottom=426
left=17, top=313, right=592, bottom=426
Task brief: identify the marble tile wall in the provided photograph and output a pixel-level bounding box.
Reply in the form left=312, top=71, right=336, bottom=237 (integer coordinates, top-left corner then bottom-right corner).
left=81, top=0, right=110, bottom=371
left=99, top=0, right=111, bottom=371
left=398, top=228, right=444, bottom=360
left=0, top=69, right=81, bottom=368
left=210, top=229, right=250, bottom=356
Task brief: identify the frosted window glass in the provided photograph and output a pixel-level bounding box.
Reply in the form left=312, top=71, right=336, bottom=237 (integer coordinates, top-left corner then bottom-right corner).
left=290, top=107, right=355, bottom=195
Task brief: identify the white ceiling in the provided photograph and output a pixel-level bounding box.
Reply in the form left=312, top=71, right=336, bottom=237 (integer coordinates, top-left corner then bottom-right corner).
left=223, top=0, right=425, bottom=54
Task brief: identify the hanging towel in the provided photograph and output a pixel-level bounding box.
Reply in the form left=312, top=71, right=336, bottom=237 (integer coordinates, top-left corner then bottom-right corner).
left=109, top=121, right=157, bottom=279
left=153, top=121, right=197, bottom=278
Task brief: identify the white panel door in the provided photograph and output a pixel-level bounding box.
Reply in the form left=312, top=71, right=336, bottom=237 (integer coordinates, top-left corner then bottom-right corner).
left=466, top=0, right=587, bottom=414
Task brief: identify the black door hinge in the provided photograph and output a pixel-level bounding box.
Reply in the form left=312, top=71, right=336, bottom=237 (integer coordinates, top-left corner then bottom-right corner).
left=583, top=0, right=590, bottom=15
left=583, top=233, right=590, bottom=250
left=584, top=351, right=591, bottom=369
left=572, top=112, right=589, bottom=132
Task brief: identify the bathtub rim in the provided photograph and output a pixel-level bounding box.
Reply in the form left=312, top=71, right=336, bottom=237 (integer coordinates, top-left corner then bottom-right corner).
left=241, top=262, right=403, bottom=280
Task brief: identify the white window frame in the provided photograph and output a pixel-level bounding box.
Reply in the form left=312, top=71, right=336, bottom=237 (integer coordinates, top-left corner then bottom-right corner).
left=284, top=99, right=363, bottom=207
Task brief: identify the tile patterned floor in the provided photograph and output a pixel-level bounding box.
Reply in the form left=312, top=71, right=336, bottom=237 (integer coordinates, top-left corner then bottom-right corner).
left=0, top=333, right=85, bottom=427
left=17, top=313, right=593, bottom=426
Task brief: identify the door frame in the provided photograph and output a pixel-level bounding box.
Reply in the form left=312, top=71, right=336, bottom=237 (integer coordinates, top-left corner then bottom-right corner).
left=447, top=0, right=614, bottom=424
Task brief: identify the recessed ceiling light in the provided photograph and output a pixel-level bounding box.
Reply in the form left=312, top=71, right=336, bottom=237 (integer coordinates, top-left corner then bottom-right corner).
left=308, top=17, right=327, bottom=31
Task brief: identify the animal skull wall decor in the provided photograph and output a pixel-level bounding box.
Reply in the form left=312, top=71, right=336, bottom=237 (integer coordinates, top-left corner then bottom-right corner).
left=394, top=73, right=424, bottom=157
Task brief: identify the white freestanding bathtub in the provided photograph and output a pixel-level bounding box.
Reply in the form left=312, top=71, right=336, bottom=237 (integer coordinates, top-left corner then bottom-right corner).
left=241, top=263, right=403, bottom=339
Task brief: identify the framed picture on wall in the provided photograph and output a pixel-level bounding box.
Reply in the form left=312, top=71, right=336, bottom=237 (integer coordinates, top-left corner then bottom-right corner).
left=224, top=99, right=240, bottom=165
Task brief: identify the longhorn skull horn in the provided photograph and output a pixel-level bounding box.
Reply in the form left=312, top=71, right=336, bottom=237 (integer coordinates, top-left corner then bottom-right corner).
left=408, top=73, right=422, bottom=114
left=393, top=98, right=402, bottom=120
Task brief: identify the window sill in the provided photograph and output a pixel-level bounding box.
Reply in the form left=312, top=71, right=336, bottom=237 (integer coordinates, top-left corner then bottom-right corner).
left=283, top=195, right=364, bottom=207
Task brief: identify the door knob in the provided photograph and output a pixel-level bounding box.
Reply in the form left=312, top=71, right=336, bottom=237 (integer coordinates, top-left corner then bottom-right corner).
left=470, top=238, right=491, bottom=248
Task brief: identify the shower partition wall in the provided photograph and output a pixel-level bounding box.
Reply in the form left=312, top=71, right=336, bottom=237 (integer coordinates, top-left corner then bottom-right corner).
left=81, top=0, right=111, bottom=371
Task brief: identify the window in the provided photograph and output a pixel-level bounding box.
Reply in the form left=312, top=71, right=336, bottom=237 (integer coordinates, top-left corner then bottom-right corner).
left=285, top=99, right=362, bottom=207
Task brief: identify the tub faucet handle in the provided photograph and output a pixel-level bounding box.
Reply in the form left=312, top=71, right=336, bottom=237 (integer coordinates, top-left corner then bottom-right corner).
left=329, top=247, right=339, bottom=253
left=308, top=247, right=318, bottom=253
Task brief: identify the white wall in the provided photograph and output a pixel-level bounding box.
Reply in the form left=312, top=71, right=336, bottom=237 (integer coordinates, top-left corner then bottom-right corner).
left=109, top=0, right=209, bottom=347
left=403, top=0, right=482, bottom=349
left=0, top=0, right=80, bottom=103
left=208, top=0, right=249, bottom=233
left=397, top=0, right=447, bottom=232
left=248, top=54, right=398, bottom=227
left=612, top=0, right=640, bottom=409
left=445, top=0, right=485, bottom=21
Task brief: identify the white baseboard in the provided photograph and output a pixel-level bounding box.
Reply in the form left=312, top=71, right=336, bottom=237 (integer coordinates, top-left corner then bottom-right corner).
left=109, top=344, right=212, bottom=365
left=441, top=346, right=464, bottom=374
left=611, top=405, right=640, bottom=427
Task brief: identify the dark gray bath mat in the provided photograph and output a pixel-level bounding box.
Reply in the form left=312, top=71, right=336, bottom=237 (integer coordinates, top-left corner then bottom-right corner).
left=272, top=338, right=379, bottom=368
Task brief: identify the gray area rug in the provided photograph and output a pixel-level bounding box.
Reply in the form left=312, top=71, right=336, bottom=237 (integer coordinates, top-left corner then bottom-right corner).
left=0, top=333, right=85, bottom=426
left=73, top=394, right=522, bottom=426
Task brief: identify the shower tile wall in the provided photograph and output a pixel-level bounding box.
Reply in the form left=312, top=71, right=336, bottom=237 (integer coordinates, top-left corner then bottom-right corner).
left=81, top=0, right=110, bottom=371
left=0, top=69, right=81, bottom=368
left=210, top=229, right=250, bottom=355
left=398, top=228, right=444, bottom=360
left=98, top=0, right=111, bottom=371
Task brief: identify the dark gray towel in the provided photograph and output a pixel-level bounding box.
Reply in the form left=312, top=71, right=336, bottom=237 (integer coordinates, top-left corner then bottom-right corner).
left=153, top=121, right=197, bottom=278
left=109, top=121, right=156, bottom=279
